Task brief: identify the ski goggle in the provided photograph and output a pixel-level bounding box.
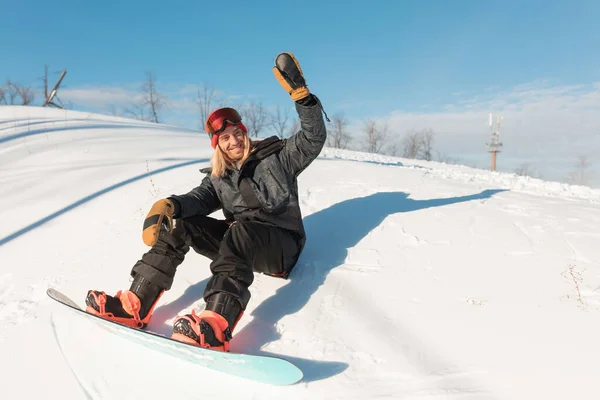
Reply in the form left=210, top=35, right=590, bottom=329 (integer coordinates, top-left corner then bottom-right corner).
left=205, top=107, right=243, bottom=138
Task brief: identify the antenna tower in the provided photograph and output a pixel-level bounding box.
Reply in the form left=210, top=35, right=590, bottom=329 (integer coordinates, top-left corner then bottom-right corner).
left=486, top=113, right=503, bottom=171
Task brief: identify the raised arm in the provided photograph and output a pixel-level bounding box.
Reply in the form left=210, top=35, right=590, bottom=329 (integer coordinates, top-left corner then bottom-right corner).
left=272, top=52, right=328, bottom=176
left=280, top=96, right=327, bottom=176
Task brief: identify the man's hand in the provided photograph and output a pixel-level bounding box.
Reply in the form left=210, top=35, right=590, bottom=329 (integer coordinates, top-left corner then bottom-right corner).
left=142, top=199, right=174, bottom=246
left=272, top=52, right=311, bottom=102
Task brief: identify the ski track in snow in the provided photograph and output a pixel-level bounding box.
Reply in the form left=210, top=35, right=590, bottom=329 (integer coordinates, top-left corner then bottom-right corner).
left=50, top=316, right=95, bottom=400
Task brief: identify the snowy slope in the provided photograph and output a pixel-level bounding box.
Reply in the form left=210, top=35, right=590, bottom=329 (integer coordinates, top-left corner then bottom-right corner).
left=1, top=106, right=600, bottom=400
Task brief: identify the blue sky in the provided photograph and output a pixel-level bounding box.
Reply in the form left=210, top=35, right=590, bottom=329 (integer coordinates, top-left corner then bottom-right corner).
left=2, top=0, right=600, bottom=185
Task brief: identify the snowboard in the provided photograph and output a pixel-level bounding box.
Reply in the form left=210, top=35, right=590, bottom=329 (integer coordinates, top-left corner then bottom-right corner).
left=47, top=288, right=303, bottom=386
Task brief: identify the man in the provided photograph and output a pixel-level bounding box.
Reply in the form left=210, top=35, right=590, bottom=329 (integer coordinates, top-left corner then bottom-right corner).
left=85, top=52, right=328, bottom=351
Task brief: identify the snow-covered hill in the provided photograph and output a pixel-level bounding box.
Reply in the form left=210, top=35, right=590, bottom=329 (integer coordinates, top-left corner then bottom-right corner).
left=1, top=106, right=599, bottom=400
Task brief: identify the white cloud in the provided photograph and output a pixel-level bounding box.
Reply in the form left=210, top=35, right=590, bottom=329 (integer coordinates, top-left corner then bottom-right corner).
left=348, top=81, right=600, bottom=187
left=61, top=85, right=142, bottom=108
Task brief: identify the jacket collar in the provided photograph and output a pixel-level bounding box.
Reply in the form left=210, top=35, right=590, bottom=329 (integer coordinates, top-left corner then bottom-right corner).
left=200, top=136, right=284, bottom=177
left=247, top=136, right=284, bottom=161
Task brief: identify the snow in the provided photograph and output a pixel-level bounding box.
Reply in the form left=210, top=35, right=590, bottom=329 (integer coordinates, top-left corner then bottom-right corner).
left=1, top=105, right=600, bottom=399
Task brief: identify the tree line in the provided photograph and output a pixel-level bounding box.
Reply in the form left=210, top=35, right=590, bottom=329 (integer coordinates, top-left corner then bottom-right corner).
left=120, top=72, right=302, bottom=138
left=2, top=70, right=595, bottom=186
left=0, top=80, right=35, bottom=105
left=124, top=73, right=444, bottom=161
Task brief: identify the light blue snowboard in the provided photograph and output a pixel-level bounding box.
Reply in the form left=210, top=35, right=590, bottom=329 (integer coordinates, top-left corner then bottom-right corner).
left=47, top=288, right=303, bottom=385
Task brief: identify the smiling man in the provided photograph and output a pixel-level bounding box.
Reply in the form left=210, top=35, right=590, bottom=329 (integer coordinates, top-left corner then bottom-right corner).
left=85, top=52, right=329, bottom=352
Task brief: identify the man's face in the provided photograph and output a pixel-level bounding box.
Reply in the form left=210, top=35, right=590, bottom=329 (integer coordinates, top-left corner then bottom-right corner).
left=218, top=125, right=246, bottom=161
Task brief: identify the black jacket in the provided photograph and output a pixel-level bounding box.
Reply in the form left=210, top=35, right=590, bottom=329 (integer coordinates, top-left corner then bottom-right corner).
left=169, top=97, right=327, bottom=253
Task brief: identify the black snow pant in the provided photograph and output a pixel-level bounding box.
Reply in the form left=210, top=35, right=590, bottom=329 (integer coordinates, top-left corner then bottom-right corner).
left=130, top=215, right=300, bottom=309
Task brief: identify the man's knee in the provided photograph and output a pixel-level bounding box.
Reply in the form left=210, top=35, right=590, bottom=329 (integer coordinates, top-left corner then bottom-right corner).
left=227, top=221, right=251, bottom=237
left=228, top=222, right=299, bottom=278
left=223, top=222, right=254, bottom=252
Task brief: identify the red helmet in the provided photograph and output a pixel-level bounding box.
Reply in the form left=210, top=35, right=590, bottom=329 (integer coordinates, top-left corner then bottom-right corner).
left=205, top=107, right=248, bottom=149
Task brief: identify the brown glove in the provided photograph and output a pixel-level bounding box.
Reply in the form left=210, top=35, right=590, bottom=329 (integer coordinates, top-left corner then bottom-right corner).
left=142, top=199, right=174, bottom=246
left=272, top=52, right=311, bottom=101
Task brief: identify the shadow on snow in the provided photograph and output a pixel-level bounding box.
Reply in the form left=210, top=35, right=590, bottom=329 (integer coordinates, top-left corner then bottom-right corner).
left=0, top=158, right=209, bottom=247
left=0, top=121, right=199, bottom=144
left=154, top=188, right=506, bottom=383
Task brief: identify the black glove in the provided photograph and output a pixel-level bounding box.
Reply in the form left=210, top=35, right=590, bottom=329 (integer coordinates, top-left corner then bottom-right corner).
left=272, top=52, right=311, bottom=102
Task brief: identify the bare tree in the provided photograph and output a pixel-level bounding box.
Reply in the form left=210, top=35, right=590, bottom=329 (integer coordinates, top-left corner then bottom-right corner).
left=388, top=143, right=399, bottom=157
left=378, top=124, right=392, bottom=155
left=5, top=80, right=19, bottom=104
left=515, top=163, right=534, bottom=177
left=141, top=72, right=164, bottom=123
left=568, top=155, right=591, bottom=186
left=124, top=72, right=166, bottom=123
left=327, top=113, right=352, bottom=149
left=197, top=84, right=221, bottom=128
left=400, top=128, right=435, bottom=160
left=270, top=105, right=290, bottom=138
left=402, top=130, right=422, bottom=159
left=364, top=120, right=377, bottom=153
left=43, top=65, right=49, bottom=100
left=419, top=129, right=435, bottom=161
left=435, top=151, right=457, bottom=164
left=124, top=104, right=150, bottom=121
left=0, top=80, right=35, bottom=105
left=106, top=104, right=120, bottom=117
left=16, top=85, right=35, bottom=105
left=364, top=120, right=389, bottom=153
left=240, top=100, right=269, bottom=137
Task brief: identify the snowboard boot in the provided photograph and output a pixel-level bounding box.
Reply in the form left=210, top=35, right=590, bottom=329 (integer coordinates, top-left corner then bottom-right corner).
left=171, top=292, right=243, bottom=352
left=85, top=275, right=163, bottom=329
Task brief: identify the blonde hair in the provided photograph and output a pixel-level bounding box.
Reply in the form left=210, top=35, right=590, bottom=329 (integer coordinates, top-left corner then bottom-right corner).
left=210, top=129, right=252, bottom=177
